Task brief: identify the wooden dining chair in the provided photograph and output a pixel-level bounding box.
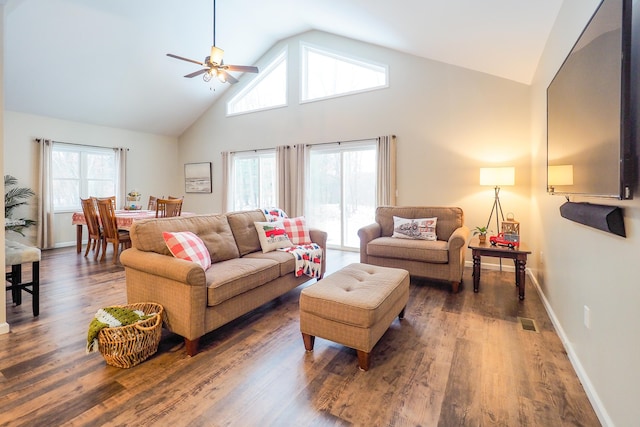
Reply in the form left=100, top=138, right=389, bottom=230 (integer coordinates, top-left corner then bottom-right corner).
left=80, top=197, right=102, bottom=260
left=148, top=195, right=158, bottom=211
left=96, top=197, right=131, bottom=264
left=155, top=198, right=183, bottom=218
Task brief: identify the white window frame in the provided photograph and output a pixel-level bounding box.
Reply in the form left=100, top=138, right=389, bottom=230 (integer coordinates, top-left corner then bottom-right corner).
left=52, top=144, right=116, bottom=212
left=300, top=42, right=389, bottom=104
left=305, top=140, right=377, bottom=250
left=227, top=48, right=288, bottom=116
left=230, top=150, right=278, bottom=211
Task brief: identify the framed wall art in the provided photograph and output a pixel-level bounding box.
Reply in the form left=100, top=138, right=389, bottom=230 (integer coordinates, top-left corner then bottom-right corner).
left=184, top=162, right=212, bottom=193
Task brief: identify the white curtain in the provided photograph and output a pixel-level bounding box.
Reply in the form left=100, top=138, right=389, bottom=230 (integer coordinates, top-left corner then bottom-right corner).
left=275, top=145, right=292, bottom=215
left=114, top=147, right=127, bottom=209
left=289, top=144, right=308, bottom=218
left=221, top=151, right=231, bottom=213
left=377, top=135, right=397, bottom=206
left=36, top=138, right=54, bottom=249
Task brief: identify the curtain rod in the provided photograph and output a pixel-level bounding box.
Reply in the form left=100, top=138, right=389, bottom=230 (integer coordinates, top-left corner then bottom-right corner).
left=228, top=145, right=289, bottom=155
left=304, top=135, right=394, bottom=147
left=34, top=138, right=129, bottom=151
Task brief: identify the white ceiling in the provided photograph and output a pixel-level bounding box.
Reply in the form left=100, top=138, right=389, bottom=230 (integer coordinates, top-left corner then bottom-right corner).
left=4, top=0, right=564, bottom=137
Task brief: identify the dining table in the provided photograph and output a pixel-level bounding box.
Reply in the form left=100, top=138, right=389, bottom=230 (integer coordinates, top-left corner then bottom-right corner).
left=71, top=209, right=191, bottom=253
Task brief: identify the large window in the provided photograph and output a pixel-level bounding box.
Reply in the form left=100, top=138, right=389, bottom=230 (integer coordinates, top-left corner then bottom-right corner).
left=301, top=43, right=388, bottom=103
left=230, top=151, right=277, bottom=211
left=305, top=141, right=377, bottom=249
left=52, top=144, right=116, bottom=211
left=227, top=49, right=287, bottom=116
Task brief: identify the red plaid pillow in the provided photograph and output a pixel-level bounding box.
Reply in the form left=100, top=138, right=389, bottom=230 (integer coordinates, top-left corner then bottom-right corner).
left=163, top=231, right=211, bottom=270
left=282, top=217, right=311, bottom=245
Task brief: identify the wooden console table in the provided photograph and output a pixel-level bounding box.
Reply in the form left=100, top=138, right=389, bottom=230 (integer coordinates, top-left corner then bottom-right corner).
left=468, top=238, right=531, bottom=300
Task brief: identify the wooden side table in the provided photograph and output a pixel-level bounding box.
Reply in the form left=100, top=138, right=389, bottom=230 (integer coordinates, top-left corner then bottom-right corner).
left=468, top=238, right=532, bottom=300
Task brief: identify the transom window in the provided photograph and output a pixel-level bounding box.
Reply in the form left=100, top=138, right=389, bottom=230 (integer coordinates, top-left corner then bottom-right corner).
left=301, top=43, right=388, bottom=103
left=52, top=144, right=116, bottom=211
left=227, top=49, right=287, bottom=116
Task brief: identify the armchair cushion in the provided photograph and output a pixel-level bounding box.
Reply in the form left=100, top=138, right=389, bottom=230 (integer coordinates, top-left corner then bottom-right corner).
left=366, top=237, right=449, bottom=263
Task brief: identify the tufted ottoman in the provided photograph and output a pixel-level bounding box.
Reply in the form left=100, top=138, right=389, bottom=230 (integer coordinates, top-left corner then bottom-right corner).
left=299, top=263, right=409, bottom=371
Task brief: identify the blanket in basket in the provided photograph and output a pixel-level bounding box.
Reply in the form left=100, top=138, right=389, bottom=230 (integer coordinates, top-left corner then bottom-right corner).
left=86, top=307, right=152, bottom=353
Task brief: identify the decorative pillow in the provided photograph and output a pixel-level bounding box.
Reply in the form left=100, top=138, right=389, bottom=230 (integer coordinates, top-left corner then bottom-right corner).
left=392, top=216, right=437, bottom=241
left=281, top=216, right=312, bottom=245
left=163, top=231, right=212, bottom=270
left=261, top=207, right=289, bottom=222
left=254, top=221, right=294, bottom=253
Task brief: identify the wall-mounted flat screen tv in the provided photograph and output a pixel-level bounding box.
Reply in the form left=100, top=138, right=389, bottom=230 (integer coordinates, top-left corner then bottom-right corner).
left=547, top=0, right=637, bottom=199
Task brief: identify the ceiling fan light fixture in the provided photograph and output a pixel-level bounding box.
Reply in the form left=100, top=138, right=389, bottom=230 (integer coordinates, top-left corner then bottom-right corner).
left=216, top=70, right=227, bottom=83
left=203, top=71, right=213, bottom=82
left=210, top=46, right=224, bottom=65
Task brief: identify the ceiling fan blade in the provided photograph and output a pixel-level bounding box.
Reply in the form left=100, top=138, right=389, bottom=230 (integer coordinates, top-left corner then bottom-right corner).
left=167, top=53, right=205, bottom=66
left=184, top=69, right=209, bottom=78
left=220, top=70, right=239, bottom=84
left=224, top=65, right=259, bottom=73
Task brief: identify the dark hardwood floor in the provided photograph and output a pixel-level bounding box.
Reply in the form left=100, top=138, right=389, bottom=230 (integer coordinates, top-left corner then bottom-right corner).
left=1, top=246, right=600, bottom=426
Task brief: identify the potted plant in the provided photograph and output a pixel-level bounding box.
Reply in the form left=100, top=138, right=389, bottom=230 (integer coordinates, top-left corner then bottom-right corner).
left=473, top=226, right=489, bottom=243
left=4, top=174, right=37, bottom=236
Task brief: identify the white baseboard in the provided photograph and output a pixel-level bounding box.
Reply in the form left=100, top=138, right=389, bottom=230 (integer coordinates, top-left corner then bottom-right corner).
left=0, top=322, right=10, bottom=335
left=527, top=272, right=613, bottom=427
left=464, top=260, right=613, bottom=425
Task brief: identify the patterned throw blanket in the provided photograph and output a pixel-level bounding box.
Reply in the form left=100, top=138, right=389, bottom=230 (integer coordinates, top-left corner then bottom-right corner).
left=86, top=307, right=153, bottom=353
left=279, top=243, right=323, bottom=278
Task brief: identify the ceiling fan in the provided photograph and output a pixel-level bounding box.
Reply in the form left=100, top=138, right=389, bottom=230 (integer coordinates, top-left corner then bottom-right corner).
left=166, top=0, right=259, bottom=84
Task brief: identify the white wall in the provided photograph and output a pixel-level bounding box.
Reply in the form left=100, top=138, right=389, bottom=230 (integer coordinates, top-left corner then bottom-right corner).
left=1, top=1, right=9, bottom=335
left=531, top=0, right=640, bottom=426
left=4, top=111, right=181, bottom=247
left=179, top=30, right=533, bottom=264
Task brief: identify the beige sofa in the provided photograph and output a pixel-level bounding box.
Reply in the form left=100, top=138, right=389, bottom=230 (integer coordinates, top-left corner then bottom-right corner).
left=120, top=209, right=327, bottom=356
left=358, top=206, right=469, bottom=292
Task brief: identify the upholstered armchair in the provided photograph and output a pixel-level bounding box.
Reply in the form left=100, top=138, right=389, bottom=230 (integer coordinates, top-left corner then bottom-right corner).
left=358, top=206, right=470, bottom=293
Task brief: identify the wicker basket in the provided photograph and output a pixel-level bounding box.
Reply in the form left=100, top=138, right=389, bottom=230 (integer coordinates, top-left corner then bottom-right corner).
left=97, top=302, right=163, bottom=368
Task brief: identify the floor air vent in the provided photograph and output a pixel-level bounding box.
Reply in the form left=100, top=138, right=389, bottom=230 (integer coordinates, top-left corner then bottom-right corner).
left=518, top=317, right=539, bottom=333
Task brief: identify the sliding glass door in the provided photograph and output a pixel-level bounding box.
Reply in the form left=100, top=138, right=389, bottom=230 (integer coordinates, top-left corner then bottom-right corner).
left=306, top=141, right=376, bottom=250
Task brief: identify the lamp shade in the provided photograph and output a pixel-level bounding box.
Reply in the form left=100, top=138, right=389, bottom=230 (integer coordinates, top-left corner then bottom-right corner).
left=548, top=165, right=574, bottom=186
left=479, top=167, right=515, bottom=186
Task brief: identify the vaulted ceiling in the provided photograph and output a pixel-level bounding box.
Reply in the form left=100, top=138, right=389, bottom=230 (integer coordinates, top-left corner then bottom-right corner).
left=4, top=0, right=565, bottom=137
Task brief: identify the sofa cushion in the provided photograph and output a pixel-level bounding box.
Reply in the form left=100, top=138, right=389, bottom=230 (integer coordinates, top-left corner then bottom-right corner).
left=226, top=210, right=267, bottom=256
left=376, top=206, right=463, bottom=241
left=163, top=231, right=211, bottom=270
left=129, top=214, right=239, bottom=263
left=243, top=250, right=296, bottom=276
left=366, top=236, right=449, bottom=264
left=205, top=257, right=281, bottom=306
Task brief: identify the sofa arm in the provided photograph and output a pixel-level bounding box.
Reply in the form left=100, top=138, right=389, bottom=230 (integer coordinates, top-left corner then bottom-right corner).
left=358, top=222, right=382, bottom=263
left=448, top=225, right=471, bottom=251
left=120, top=248, right=206, bottom=286
left=309, top=228, right=328, bottom=278
left=309, top=228, right=327, bottom=249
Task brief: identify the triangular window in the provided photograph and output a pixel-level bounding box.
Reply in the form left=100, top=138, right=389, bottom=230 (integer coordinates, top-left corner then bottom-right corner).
left=227, top=49, right=287, bottom=116
left=301, top=43, right=388, bottom=103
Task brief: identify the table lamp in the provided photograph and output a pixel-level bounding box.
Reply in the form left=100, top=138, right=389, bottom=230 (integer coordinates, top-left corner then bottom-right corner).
left=480, top=167, right=515, bottom=233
